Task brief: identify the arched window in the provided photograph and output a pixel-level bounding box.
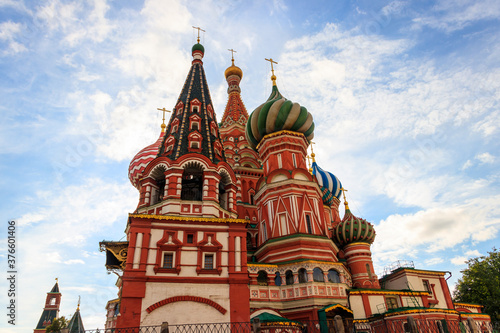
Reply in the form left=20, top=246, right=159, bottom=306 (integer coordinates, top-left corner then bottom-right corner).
left=298, top=268, right=308, bottom=283
left=366, top=263, right=372, bottom=279
left=49, top=297, right=56, bottom=305
left=274, top=272, right=282, bottom=286
left=257, top=271, right=268, bottom=286
left=219, top=172, right=231, bottom=210
left=313, top=267, right=324, bottom=282
left=246, top=232, right=253, bottom=250
left=150, top=165, right=167, bottom=205
left=113, top=303, right=120, bottom=317
left=181, top=165, right=203, bottom=201
left=328, top=269, right=340, bottom=283
left=285, top=270, right=294, bottom=285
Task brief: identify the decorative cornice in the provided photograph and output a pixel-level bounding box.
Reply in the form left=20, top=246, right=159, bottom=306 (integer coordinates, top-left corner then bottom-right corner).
left=129, top=213, right=248, bottom=224
left=349, top=289, right=429, bottom=296
left=256, top=130, right=307, bottom=150
left=454, top=302, right=484, bottom=308
left=382, top=308, right=459, bottom=318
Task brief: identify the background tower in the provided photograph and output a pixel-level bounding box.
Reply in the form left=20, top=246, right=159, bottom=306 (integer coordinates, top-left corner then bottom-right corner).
left=34, top=280, right=61, bottom=333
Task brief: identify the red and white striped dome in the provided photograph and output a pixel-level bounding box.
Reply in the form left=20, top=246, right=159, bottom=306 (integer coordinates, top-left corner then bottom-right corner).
left=128, top=132, right=164, bottom=189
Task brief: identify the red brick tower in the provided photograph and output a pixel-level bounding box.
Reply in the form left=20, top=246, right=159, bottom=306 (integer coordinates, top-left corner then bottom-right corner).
left=333, top=194, right=380, bottom=289
left=34, top=280, right=61, bottom=333
left=110, top=36, right=249, bottom=328
left=219, top=51, right=262, bottom=257
left=245, top=65, right=337, bottom=264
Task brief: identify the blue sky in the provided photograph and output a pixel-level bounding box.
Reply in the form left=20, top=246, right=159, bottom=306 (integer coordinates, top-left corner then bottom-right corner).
left=1, top=0, right=499, bottom=330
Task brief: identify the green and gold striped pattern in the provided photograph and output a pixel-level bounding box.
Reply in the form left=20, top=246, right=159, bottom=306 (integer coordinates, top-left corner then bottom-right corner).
left=245, top=86, right=314, bottom=149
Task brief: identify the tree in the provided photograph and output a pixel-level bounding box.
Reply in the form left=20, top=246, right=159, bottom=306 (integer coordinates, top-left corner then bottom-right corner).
left=453, top=248, right=500, bottom=326
left=45, top=316, right=69, bottom=332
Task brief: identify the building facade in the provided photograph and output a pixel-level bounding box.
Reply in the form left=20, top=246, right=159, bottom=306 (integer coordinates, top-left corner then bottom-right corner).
left=101, top=41, right=492, bottom=332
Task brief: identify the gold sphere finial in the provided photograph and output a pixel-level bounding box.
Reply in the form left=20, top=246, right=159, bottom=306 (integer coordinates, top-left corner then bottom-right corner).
left=340, top=187, right=350, bottom=210
left=157, top=108, right=171, bottom=133
left=265, top=58, right=278, bottom=86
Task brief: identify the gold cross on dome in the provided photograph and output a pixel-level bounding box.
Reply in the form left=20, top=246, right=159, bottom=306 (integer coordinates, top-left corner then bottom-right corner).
left=228, top=48, right=237, bottom=64
left=340, top=187, right=348, bottom=202
left=265, top=58, right=278, bottom=85
left=265, top=58, right=278, bottom=75
left=192, top=26, right=205, bottom=43
left=157, top=107, right=171, bottom=132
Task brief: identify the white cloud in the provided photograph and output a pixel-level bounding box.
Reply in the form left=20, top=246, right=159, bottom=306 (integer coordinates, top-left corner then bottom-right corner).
left=476, top=152, right=495, bottom=164
left=411, top=0, right=500, bottom=33
left=0, top=21, right=27, bottom=55
left=372, top=195, right=500, bottom=263
left=465, top=249, right=481, bottom=257
left=425, top=257, right=444, bottom=266
left=451, top=256, right=468, bottom=265
left=64, top=259, right=85, bottom=265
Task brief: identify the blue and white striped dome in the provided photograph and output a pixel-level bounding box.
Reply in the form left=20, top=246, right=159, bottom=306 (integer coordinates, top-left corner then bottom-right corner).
left=312, top=162, right=342, bottom=206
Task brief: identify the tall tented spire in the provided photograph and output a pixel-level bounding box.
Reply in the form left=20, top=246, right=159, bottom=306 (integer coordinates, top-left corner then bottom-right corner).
left=158, top=41, right=225, bottom=163
left=221, top=50, right=249, bottom=129
left=67, top=305, right=85, bottom=333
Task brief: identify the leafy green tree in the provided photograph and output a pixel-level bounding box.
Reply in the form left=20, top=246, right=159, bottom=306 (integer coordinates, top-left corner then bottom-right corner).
left=453, top=248, right=500, bottom=326
left=45, top=316, right=69, bottom=332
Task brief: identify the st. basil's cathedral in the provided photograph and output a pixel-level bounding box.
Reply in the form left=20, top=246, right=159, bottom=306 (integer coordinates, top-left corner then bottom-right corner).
left=86, top=33, right=492, bottom=332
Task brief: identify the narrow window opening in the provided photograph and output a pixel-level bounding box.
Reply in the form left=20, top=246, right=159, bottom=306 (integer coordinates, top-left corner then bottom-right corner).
left=366, top=263, right=372, bottom=279
left=192, top=122, right=199, bottom=131
left=285, top=270, right=294, bottom=285
left=306, top=215, right=312, bottom=234
left=193, top=106, right=199, bottom=113
left=186, top=234, right=194, bottom=244
left=292, top=153, right=297, bottom=168
left=204, top=254, right=214, bottom=269
left=298, top=268, right=308, bottom=283
left=162, top=253, right=173, bottom=268
left=274, top=272, right=282, bottom=286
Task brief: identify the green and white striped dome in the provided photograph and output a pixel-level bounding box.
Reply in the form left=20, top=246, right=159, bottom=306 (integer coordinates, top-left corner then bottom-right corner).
left=245, top=85, right=315, bottom=149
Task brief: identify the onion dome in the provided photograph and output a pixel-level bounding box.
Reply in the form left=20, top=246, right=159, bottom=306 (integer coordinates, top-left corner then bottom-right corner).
left=128, top=131, right=164, bottom=189
left=333, top=202, right=376, bottom=247
left=192, top=43, right=204, bottom=62
left=192, top=43, right=204, bottom=54
left=224, top=59, right=243, bottom=79
left=245, top=84, right=315, bottom=149
left=312, top=162, right=342, bottom=206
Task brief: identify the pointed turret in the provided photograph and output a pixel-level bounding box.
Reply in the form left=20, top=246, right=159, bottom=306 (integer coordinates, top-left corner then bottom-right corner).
left=158, top=41, right=225, bottom=164
left=67, top=301, right=85, bottom=333
left=219, top=50, right=262, bottom=250
left=34, top=280, right=61, bottom=333
left=333, top=192, right=380, bottom=289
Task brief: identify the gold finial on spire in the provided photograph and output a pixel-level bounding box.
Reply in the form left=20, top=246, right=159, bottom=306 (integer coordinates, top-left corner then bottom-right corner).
left=265, top=58, right=278, bottom=86
left=157, top=108, right=171, bottom=132
left=310, top=141, right=316, bottom=162
left=192, top=26, right=205, bottom=43
left=306, top=155, right=312, bottom=174
left=77, top=295, right=81, bottom=311
left=228, top=48, right=236, bottom=65
left=55, top=277, right=58, bottom=283
left=340, top=187, right=349, bottom=210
